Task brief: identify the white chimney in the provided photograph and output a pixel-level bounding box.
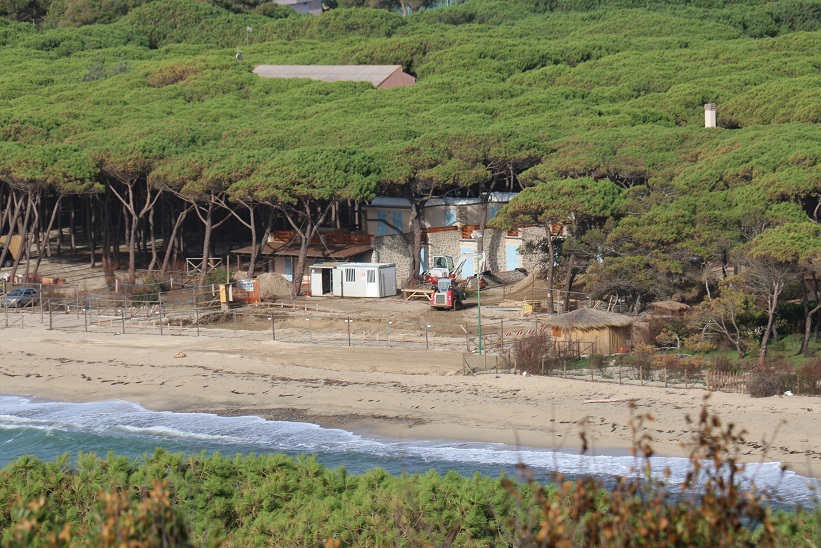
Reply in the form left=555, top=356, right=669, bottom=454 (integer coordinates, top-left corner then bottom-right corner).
left=704, top=103, right=717, bottom=128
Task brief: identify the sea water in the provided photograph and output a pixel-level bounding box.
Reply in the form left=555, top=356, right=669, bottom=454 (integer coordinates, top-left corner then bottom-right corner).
left=0, top=395, right=817, bottom=509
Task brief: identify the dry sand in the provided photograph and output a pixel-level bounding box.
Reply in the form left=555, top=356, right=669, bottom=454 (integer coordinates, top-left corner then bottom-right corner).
left=1, top=325, right=820, bottom=478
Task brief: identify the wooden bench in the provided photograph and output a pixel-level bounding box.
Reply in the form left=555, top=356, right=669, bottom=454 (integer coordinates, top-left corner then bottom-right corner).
left=401, top=288, right=434, bottom=301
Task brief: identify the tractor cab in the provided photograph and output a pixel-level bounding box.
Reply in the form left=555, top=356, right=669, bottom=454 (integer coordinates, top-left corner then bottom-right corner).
left=430, top=278, right=463, bottom=310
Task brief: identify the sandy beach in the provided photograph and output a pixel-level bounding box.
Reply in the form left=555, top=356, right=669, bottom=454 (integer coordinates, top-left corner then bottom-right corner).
left=1, top=324, right=819, bottom=478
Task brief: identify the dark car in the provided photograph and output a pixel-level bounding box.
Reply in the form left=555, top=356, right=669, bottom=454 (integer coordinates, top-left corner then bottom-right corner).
left=1, top=288, right=39, bottom=308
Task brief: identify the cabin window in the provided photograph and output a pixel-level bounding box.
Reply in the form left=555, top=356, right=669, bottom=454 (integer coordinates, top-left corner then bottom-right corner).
left=377, top=211, right=388, bottom=237
left=345, top=269, right=356, bottom=283
left=444, top=208, right=457, bottom=226
left=367, top=270, right=376, bottom=284
left=391, top=211, right=403, bottom=234
left=284, top=257, right=293, bottom=281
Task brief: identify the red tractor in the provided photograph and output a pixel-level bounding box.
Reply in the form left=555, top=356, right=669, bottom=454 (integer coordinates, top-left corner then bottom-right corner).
left=430, top=278, right=464, bottom=310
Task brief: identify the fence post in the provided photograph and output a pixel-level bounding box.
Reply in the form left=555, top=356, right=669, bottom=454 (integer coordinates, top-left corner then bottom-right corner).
left=121, top=303, right=126, bottom=334
left=233, top=312, right=237, bottom=337
left=271, top=315, right=275, bottom=341
left=465, top=324, right=469, bottom=351
left=685, top=369, right=688, bottom=389
left=40, top=285, right=44, bottom=323
left=424, top=322, right=429, bottom=350
left=706, top=371, right=710, bottom=391
left=158, top=293, right=163, bottom=336
left=500, top=319, right=504, bottom=354
left=563, top=361, right=567, bottom=379
left=590, top=362, right=594, bottom=382
left=196, top=308, right=200, bottom=337
left=665, top=365, right=668, bottom=388
left=347, top=317, right=351, bottom=347
left=48, top=300, right=52, bottom=330
left=84, top=306, right=88, bottom=332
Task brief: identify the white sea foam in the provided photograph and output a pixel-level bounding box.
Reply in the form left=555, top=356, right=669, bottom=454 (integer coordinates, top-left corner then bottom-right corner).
left=0, top=394, right=817, bottom=507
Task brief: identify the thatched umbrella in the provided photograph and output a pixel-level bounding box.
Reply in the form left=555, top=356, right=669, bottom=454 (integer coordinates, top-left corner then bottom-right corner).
left=541, top=308, right=634, bottom=331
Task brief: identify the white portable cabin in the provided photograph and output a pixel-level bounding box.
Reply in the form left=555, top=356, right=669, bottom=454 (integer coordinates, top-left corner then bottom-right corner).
left=309, top=262, right=345, bottom=296
left=331, top=263, right=397, bottom=298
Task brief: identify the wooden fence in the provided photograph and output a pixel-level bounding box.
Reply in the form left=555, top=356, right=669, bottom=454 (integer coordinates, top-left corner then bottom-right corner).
left=706, top=371, right=749, bottom=394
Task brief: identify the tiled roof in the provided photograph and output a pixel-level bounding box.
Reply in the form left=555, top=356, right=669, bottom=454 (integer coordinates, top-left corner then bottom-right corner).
left=253, top=65, right=405, bottom=87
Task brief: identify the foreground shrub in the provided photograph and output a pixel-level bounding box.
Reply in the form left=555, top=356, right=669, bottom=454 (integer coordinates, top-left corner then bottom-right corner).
left=513, top=334, right=549, bottom=374
left=799, top=358, right=821, bottom=396
left=748, top=360, right=795, bottom=398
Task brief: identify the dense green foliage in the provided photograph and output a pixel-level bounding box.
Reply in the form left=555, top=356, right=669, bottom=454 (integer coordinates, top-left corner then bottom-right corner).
left=1, top=0, right=820, bottom=342
left=0, top=451, right=541, bottom=545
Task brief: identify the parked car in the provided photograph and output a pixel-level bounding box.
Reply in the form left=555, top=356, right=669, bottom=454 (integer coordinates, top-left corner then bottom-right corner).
left=1, top=288, right=39, bottom=308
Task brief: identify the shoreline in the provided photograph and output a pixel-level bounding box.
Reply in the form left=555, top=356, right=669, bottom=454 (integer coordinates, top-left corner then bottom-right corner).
left=188, top=405, right=640, bottom=459
left=1, top=326, right=819, bottom=478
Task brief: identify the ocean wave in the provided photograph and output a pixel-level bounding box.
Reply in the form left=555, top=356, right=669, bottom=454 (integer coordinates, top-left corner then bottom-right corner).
left=0, top=394, right=817, bottom=507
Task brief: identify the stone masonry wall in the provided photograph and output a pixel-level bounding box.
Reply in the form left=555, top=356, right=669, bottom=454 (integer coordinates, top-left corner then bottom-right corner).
left=371, top=233, right=413, bottom=285
left=426, top=230, right=461, bottom=263
left=372, top=225, right=549, bottom=287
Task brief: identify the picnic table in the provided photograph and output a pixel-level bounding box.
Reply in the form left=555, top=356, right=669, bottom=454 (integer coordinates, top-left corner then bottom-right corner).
left=401, top=288, right=434, bottom=301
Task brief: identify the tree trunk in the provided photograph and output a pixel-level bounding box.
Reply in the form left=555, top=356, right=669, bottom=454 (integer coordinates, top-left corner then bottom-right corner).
left=563, top=253, right=576, bottom=313
left=292, top=222, right=311, bottom=298
left=545, top=223, right=555, bottom=314
left=407, top=200, right=424, bottom=288
left=477, top=197, right=488, bottom=256
left=759, top=283, right=782, bottom=365
left=86, top=196, right=96, bottom=268
left=126, top=210, right=139, bottom=284
left=33, top=195, right=62, bottom=276
left=56, top=198, right=63, bottom=256
left=197, top=202, right=215, bottom=288
left=282, top=200, right=332, bottom=298
left=801, top=276, right=821, bottom=356
left=247, top=206, right=273, bottom=279
left=147, top=202, right=158, bottom=271
left=70, top=195, right=77, bottom=255
left=160, top=204, right=191, bottom=277
left=0, top=193, right=23, bottom=270
left=10, top=192, right=34, bottom=282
